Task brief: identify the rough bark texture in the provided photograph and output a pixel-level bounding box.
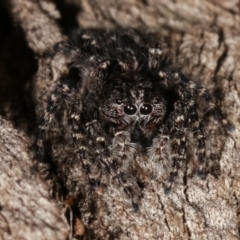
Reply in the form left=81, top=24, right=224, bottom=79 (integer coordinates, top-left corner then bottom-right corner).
left=0, top=0, right=240, bottom=239
left=0, top=117, right=69, bottom=239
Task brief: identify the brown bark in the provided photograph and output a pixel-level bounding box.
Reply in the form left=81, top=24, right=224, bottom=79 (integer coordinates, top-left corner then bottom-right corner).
left=0, top=0, right=240, bottom=239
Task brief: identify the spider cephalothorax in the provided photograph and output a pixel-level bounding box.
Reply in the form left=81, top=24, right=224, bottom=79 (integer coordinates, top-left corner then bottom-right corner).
left=100, top=74, right=167, bottom=126
left=36, top=28, right=233, bottom=209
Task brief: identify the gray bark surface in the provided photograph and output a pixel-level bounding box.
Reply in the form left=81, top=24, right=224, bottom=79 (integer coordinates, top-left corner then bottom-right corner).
left=0, top=117, right=69, bottom=240
left=0, top=0, right=239, bottom=239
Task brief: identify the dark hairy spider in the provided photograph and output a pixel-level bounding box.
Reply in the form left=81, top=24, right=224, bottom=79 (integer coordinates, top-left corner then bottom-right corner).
left=37, top=28, right=233, bottom=209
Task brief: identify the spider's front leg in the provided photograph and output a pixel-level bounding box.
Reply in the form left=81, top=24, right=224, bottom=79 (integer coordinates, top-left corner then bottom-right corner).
left=37, top=81, right=78, bottom=199
left=164, top=71, right=234, bottom=133
left=68, top=106, right=102, bottom=187
left=148, top=125, right=170, bottom=163
left=156, top=64, right=234, bottom=134
left=85, top=120, right=141, bottom=209
left=37, top=81, right=100, bottom=192
left=164, top=101, right=187, bottom=193
left=182, top=91, right=207, bottom=178
left=188, top=82, right=234, bottom=133
left=37, top=82, right=71, bottom=165
left=111, top=130, right=141, bottom=209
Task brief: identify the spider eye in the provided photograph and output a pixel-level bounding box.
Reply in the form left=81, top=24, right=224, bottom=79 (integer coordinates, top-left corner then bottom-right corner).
left=153, top=98, right=160, bottom=104
left=140, top=104, right=153, bottom=115
left=124, top=104, right=137, bottom=115
left=116, top=99, right=122, bottom=104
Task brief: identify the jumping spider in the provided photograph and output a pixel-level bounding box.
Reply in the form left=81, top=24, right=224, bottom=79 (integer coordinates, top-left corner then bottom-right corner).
left=37, top=29, right=233, bottom=208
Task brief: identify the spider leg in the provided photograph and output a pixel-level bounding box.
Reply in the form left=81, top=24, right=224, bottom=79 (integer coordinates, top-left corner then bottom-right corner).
left=164, top=101, right=187, bottom=194
left=193, top=120, right=207, bottom=178
left=187, top=81, right=234, bottom=133
left=148, top=125, right=170, bottom=163
left=184, top=94, right=207, bottom=178
left=161, top=71, right=234, bottom=133
left=180, top=91, right=208, bottom=178
left=36, top=82, right=75, bottom=200
left=85, top=120, right=112, bottom=170
left=37, top=81, right=100, bottom=189
left=37, top=82, right=71, bottom=161
left=86, top=121, right=141, bottom=209
left=111, top=131, right=141, bottom=208
left=68, top=106, right=102, bottom=187
left=188, top=82, right=234, bottom=133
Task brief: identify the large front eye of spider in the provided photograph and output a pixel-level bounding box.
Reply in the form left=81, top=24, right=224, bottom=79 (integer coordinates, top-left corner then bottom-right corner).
left=140, top=104, right=153, bottom=115
left=124, top=104, right=137, bottom=115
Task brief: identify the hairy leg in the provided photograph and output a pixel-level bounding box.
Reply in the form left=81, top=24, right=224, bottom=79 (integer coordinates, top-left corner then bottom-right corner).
left=68, top=105, right=102, bottom=187
left=148, top=125, right=170, bottom=163
left=86, top=121, right=141, bottom=209
left=37, top=82, right=71, bottom=160
left=179, top=91, right=207, bottom=178
left=158, top=69, right=234, bottom=133
left=165, top=101, right=187, bottom=193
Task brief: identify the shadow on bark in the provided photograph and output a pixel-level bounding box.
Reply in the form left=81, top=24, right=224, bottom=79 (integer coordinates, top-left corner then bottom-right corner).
left=0, top=0, right=38, bottom=131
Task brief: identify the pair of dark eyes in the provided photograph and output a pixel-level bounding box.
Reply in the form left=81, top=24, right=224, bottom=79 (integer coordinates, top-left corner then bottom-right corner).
left=124, top=104, right=152, bottom=115
left=116, top=98, right=161, bottom=115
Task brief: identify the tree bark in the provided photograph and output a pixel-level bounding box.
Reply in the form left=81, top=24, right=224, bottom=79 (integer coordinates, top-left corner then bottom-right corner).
left=0, top=0, right=240, bottom=239
left=0, top=117, right=69, bottom=240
